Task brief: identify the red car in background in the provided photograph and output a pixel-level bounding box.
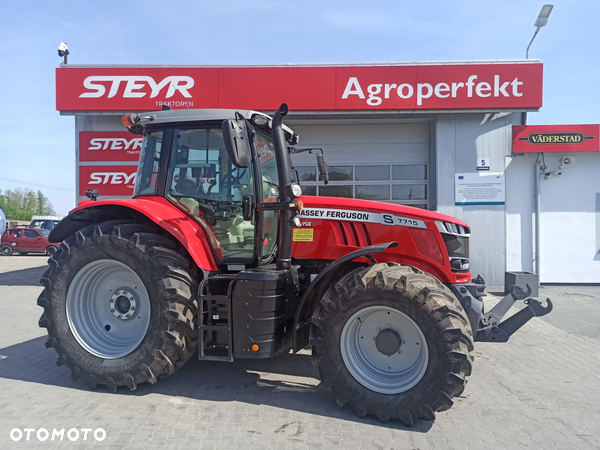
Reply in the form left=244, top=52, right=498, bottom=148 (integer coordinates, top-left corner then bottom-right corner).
left=1, top=228, right=60, bottom=256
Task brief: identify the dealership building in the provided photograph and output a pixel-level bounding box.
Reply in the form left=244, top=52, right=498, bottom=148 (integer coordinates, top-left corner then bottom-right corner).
left=55, top=61, right=600, bottom=285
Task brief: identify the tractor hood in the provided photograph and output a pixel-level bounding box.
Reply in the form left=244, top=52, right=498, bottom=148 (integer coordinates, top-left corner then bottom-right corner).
left=298, top=196, right=469, bottom=229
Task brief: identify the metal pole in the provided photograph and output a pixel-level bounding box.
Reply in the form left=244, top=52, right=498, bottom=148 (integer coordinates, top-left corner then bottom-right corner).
left=526, top=27, right=540, bottom=59
left=534, top=154, right=542, bottom=276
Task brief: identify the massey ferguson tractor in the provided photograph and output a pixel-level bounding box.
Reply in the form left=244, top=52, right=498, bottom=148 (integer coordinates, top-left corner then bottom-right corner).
left=39, top=104, right=552, bottom=424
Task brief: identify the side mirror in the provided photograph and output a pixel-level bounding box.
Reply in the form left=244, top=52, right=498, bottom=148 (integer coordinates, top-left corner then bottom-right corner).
left=241, top=195, right=255, bottom=221
left=222, top=119, right=252, bottom=168
left=317, top=153, right=329, bottom=185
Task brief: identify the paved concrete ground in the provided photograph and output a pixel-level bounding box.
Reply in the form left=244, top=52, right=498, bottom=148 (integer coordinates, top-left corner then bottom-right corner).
left=0, top=255, right=599, bottom=449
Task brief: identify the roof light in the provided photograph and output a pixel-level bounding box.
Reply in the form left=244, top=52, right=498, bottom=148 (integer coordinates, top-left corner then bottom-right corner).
left=251, top=114, right=269, bottom=126
left=121, top=113, right=140, bottom=127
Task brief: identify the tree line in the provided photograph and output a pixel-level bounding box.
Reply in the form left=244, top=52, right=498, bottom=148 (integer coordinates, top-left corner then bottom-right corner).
left=0, top=188, right=55, bottom=221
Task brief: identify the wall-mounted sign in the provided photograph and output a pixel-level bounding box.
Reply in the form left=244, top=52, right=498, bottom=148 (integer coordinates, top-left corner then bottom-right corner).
left=477, top=158, right=490, bottom=171
left=79, top=132, right=142, bottom=162
left=513, top=124, right=599, bottom=153
left=79, top=165, right=137, bottom=196
left=455, top=172, right=505, bottom=205
left=56, top=63, right=543, bottom=112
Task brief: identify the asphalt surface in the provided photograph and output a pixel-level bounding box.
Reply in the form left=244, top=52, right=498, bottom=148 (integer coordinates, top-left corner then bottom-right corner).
left=0, top=255, right=599, bottom=449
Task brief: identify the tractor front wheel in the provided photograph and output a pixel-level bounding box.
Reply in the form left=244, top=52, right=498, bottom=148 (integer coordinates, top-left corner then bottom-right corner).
left=311, top=263, right=474, bottom=424
left=38, top=221, right=198, bottom=392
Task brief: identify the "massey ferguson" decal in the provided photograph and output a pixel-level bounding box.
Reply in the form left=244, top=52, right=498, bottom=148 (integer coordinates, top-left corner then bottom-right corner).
left=297, top=208, right=427, bottom=229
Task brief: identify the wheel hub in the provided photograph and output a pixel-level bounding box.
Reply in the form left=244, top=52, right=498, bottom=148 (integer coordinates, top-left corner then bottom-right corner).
left=66, top=259, right=151, bottom=359
left=340, top=305, right=429, bottom=394
left=110, top=289, right=138, bottom=320
left=375, top=328, right=402, bottom=356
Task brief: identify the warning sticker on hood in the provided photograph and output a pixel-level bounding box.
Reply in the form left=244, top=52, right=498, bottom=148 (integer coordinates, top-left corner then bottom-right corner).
left=297, top=208, right=427, bottom=229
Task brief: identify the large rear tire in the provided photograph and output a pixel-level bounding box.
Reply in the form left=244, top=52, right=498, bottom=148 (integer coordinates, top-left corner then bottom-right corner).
left=311, top=263, right=474, bottom=425
left=38, top=221, right=198, bottom=392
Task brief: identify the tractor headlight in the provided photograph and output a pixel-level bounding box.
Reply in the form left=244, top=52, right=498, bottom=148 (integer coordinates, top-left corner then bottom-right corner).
left=292, top=216, right=301, bottom=227
left=290, top=183, right=303, bottom=198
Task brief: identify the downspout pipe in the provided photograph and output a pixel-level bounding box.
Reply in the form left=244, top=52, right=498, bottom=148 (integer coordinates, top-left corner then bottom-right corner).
left=534, top=154, right=542, bottom=276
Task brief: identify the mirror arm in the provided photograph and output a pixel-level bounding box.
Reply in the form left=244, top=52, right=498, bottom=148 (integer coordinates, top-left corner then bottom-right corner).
left=257, top=201, right=301, bottom=212
left=288, top=147, right=323, bottom=155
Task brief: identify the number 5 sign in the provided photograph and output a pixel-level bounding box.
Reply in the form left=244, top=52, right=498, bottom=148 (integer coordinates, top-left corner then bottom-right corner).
left=477, top=158, right=490, bottom=171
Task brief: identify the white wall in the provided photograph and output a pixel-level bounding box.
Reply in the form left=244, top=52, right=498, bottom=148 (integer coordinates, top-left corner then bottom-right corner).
left=436, top=113, right=520, bottom=285
left=538, top=152, right=600, bottom=283
left=505, top=154, right=536, bottom=274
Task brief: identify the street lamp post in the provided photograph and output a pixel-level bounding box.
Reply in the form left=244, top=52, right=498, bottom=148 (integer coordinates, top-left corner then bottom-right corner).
left=527, top=4, right=553, bottom=280
left=526, top=4, right=554, bottom=59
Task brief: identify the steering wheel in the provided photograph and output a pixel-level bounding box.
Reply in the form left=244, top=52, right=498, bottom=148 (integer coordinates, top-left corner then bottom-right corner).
left=220, top=168, right=245, bottom=188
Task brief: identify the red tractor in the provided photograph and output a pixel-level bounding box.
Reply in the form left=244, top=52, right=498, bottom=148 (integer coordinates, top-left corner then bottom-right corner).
left=40, top=104, right=551, bottom=424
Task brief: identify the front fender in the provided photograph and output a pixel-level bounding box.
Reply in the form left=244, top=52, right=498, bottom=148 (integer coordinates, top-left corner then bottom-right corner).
left=50, top=197, right=218, bottom=271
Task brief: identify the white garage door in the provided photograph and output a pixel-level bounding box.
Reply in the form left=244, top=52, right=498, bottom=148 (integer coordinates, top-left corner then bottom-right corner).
left=289, top=123, right=432, bottom=209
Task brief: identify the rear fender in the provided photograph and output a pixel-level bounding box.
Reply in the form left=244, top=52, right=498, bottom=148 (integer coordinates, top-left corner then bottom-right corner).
left=293, top=241, right=398, bottom=352
left=49, top=198, right=218, bottom=271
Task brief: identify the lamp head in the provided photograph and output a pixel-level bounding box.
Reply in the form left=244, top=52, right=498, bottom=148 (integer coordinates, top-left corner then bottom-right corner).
left=534, top=4, right=553, bottom=28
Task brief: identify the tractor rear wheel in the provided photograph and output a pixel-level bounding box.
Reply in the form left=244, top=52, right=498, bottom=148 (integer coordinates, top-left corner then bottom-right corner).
left=37, top=221, right=198, bottom=392
left=311, top=263, right=474, bottom=424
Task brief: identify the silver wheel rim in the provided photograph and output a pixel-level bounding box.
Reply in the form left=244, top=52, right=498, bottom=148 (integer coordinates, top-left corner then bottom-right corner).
left=66, top=259, right=151, bottom=359
left=2, top=246, right=10, bottom=255
left=340, top=305, right=429, bottom=394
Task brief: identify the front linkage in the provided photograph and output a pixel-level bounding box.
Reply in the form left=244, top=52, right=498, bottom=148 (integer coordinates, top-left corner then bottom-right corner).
left=450, top=280, right=553, bottom=343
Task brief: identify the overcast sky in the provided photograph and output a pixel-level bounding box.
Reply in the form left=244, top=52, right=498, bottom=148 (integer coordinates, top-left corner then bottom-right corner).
left=0, top=0, right=598, bottom=215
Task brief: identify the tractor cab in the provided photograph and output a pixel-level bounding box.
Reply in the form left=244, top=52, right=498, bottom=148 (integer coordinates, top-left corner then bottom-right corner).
left=123, top=105, right=320, bottom=270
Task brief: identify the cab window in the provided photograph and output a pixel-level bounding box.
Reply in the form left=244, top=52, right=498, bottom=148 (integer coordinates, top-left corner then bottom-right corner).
left=134, top=131, right=163, bottom=196
left=166, top=128, right=255, bottom=264
left=256, top=130, right=280, bottom=259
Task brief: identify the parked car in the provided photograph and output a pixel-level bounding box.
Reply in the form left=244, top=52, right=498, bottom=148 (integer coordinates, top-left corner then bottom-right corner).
left=29, top=215, right=64, bottom=230
left=1, top=228, right=60, bottom=256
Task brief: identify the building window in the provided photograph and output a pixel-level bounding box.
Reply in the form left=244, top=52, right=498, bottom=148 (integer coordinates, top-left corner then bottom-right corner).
left=319, top=185, right=353, bottom=198
left=297, top=163, right=430, bottom=209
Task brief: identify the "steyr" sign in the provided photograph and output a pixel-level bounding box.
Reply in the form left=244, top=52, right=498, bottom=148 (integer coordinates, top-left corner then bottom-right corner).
left=57, top=63, right=543, bottom=112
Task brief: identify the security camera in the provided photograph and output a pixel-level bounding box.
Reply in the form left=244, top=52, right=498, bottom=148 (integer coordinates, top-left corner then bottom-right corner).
left=58, top=42, right=69, bottom=58
left=560, top=156, right=575, bottom=169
